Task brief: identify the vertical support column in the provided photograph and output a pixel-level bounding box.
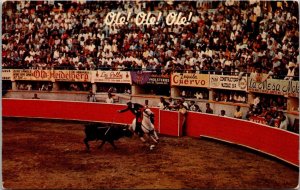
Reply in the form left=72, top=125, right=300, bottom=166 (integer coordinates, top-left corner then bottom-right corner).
left=131, top=85, right=143, bottom=95
left=52, top=82, right=59, bottom=91
left=131, top=85, right=137, bottom=95
left=248, top=92, right=255, bottom=105
left=170, top=86, right=180, bottom=97
left=287, top=97, right=299, bottom=112
left=208, top=89, right=214, bottom=100
left=92, top=83, right=97, bottom=93
left=11, top=81, right=17, bottom=91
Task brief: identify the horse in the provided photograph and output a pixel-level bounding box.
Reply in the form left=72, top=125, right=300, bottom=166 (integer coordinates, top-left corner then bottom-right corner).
left=130, top=108, right=159, bottom=149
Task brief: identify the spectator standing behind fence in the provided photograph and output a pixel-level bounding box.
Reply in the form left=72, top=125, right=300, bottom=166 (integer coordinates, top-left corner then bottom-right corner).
left=220, top=110, right=227, bottom=117
left=258, top=107, right=268, bottom=117
left=87, top=90, right=96, bottom=102
left=106, top=93, right=114, bottom=104
left=269, top=107, right=279, bottom=119
left=246, top=104, right=255, bottom=120
left=181, top=98, right=189, bottom=110
left=144, top=99, right=150, bottom=109
left=189, top=101, right=201, bottom=112
left=205, top=103, right=213, bottom=114
left=167, top=97, right=176, bottom=110
left=158, top=97, right=169, bottom=110
left=32, top=93, right=40, bottom=99
left=168, top=97, right=175, bottom=107
left=253, top=95, right=260, bottom=109
left=265, top=113, right=275, bottom=127
left=234, top=106, right=243, bottom=119
left=278, top=111, right=289, bottom=130
left=26, top=84, right=32, bottom=91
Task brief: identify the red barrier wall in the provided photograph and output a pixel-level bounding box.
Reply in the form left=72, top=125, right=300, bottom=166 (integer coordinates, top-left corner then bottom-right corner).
left=3, top=99, right=161, bottom=131
left=3, top=99, right=298, bottom=166
left=3, top=99, right=133, bottom=124
left=186, top=112, right=299, bottom=166
left=159, top=110, right=180, bottom=136
left=151, top=108, right=160, bottom=132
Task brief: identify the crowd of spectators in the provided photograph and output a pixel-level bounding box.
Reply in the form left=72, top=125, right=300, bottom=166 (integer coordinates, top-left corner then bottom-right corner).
left=179, top=88, right=209, bottom=99
left=251, top=94, right=287, bottom=110
left=2, top=1, right=299, bottom=80
left=96, top=84, right=131, bottom=94
left=212, top=90, right=247, bottom=103
left=16, top=81, right=52, bottom=91
left=158, top=97, right=212, bottom=113
left=245, top=94, right=289, bottom=128
left=245, top=96, right=290, bottom=130
left=59, top=82, right=90, bottom=91
left=155, top=95, right=290, bottom=130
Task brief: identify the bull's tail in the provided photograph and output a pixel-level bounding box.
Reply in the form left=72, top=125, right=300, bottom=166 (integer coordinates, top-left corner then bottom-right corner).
left=84, top=137, right=90, bottom=151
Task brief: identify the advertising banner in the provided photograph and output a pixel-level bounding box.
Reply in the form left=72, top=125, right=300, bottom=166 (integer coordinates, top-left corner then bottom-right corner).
left=248, top=77, right=299, bottom=97
left=288, top=81, right=299, bottom=97
left=2, top=69, right=12, bottom=80
left=147, top=74, right=170, bottom=85
left=92, top=71, right=131, bottom=84
left=171, top=73, right=209, bottom=87
left=12, top=69, right=91, bottom=82
left=131, top=71, right=170, bottom=85
left=131, top=71, right=152, bottom=85
left=53, top=70, right=91, bottom=82
left=12, top=69, right=52, bottom=81
left=210, top=75, right=247, bottom=91
left=249, top=116, right=280, bottom=128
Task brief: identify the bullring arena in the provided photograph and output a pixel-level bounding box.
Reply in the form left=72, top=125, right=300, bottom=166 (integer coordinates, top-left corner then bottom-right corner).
left=2, top=0, right=300, bottom=189
left=2, top=99, right=299, bottom=189
left=2, top=118, right=299, bottom=189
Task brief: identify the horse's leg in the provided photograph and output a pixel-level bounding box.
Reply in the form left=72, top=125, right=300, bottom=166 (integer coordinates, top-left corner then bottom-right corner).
left=139, top=136, right=146, bottom=143
left=84, top=138, right=90, bottom=151
left=150, top=135, right=158, bottom=144
left=153, top=131, right=159, bottom=142
left=108, top=140, right=117, bottom=149
left=138, top=133, right=151, bottom=147
left=149, top=123, right=159, bottom=142
left=137, top=128, right=147, bottom=143
left=148, top=130, right=159, bottom=144
left=98, top=140, right=106, bottom=149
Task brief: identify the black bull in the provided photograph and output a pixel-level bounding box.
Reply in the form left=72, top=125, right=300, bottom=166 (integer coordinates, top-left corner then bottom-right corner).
left=84, top=123, right=133, bottom=150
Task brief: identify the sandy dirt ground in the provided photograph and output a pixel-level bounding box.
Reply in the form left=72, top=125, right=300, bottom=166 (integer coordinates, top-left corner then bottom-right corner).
left=2, top=118, right=299, bottom=189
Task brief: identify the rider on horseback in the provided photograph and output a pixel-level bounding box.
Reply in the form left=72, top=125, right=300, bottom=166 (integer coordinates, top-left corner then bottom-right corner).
left=118, top=101, right=146, bottom=141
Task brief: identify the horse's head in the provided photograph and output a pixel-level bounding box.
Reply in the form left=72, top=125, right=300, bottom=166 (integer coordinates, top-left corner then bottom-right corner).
left=143, top=108, right=154, bottom=117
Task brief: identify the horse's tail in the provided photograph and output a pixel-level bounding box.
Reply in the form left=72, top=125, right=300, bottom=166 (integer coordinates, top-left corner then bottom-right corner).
left=150, top=113, right=155, bottom=124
